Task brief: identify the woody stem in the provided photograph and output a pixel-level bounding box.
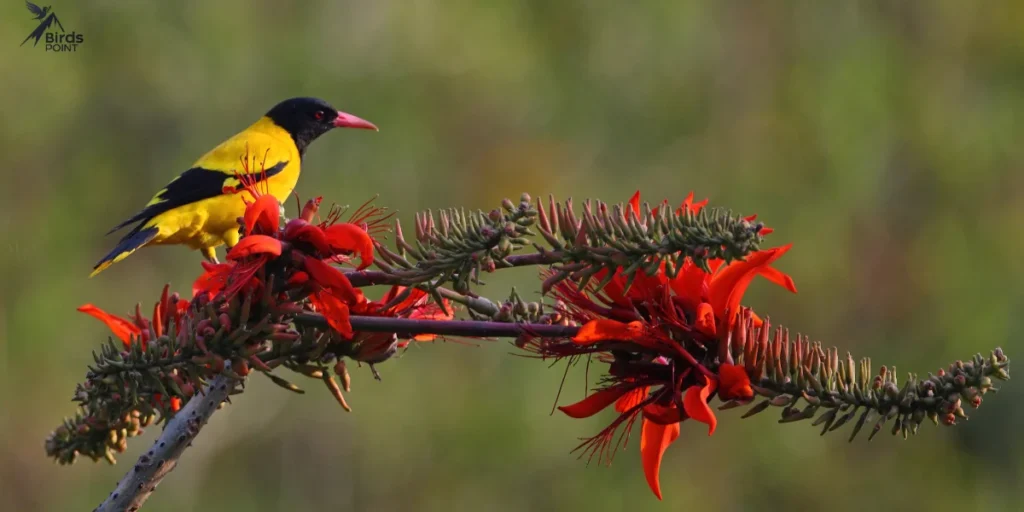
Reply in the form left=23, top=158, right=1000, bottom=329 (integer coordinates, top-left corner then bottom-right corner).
left=94, top=365, right=234, bottom=512
left=343, top=250, right=564, bottom=288
left=294, top=313, right=580, bottom=338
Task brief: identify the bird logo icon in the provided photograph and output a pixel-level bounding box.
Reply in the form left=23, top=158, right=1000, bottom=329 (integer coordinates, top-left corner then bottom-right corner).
left=21, top=1, right=64, bottom=47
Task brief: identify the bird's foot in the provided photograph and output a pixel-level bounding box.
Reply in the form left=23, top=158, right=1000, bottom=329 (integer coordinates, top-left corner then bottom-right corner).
left=201, top=247, right=220, bottom=264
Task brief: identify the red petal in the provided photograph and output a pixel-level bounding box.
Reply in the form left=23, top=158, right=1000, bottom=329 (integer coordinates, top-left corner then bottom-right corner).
left=626, top=265, right=668, bottom=302
left=668, top=260, right=710, bottom=311
left=283, top=219, right=331, bottom=254
left=388, top=286, right=425, bottom=312
left=758, top=266, right=798, bottom=294
left=304, top=257, right=362, bottom=305
left=708, top=244, right=793, bottom=332
left=615, top=385, right=650, bottom=413
left=192, top=261, right=234, bottom=298
left=694, top=302, right=716, bottom=336
left=300, top=196, right=323, bottom=222
left=323, top=223, right=374, bottom=269
left=680, top=192, right=694, bottom=210
left=152, top=300, right=163, bottom=339
left=78, top=304, right=141, bottom=347
left=750, top=311, right=764, bottom=328
left=226, top=235, right=282, bottom=260
left=243, top=195, right=280, bottom=235
left=308, top=291, right=353, bottom=338
left=642, top=403, right=686, bottom=425
left=627, top=190, right=641, bottom=220
left=679, top=192, right=709, bottom=215
left=557, top=387, right=631, bottom=418
left=718, top=363, right=753, bottom=401
left=572, top=319, right=644, bottom=344
left=640, top=419, right=680, bottom=500
left=287, top=271, right=310, bottom=287
left=683, top=378, right=717, bottom=435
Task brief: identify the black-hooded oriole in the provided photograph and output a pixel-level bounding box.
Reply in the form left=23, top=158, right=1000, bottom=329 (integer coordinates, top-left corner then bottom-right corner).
left=91, top=97, right=377, bottom=277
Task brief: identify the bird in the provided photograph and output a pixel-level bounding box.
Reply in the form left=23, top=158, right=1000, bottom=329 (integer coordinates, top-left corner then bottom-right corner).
left=90, top=97, right=377, bottom=277
left=21, top=2, right=62, bottom=47
left=25, top=2, right=50, bottom=20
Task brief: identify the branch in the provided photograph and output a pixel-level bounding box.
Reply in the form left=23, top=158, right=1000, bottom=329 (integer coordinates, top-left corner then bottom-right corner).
left=95, top=368, right=235, bottom=512
left=343, top=250, right=562, bottom=287
left=296, top=313, right=580, bottom=338
left=363, top=193, right=765, bottom=297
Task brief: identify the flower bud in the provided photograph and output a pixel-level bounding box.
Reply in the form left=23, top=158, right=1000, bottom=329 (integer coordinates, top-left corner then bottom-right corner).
left=334, top=360, right=351, bottom=392
left=234, top=358, right=251, bottom=377
left=301, top=197, right=322, bottom=222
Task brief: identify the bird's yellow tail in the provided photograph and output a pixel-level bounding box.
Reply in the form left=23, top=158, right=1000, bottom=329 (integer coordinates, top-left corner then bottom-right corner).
left=90, top=226, right=159, bottom=277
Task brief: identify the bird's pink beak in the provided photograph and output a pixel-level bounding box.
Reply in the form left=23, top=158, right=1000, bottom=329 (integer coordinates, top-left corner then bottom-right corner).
left=333, top=111, right=378, bottom=131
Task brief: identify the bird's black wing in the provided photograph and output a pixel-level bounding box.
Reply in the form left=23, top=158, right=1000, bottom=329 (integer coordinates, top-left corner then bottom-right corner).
left=105, top=161, right=288, bottom=235
left=25, top=1, right=44, bottom=18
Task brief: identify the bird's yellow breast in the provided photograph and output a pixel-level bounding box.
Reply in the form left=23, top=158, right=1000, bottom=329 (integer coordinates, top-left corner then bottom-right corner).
left=145, top=117, right=301, bottom=250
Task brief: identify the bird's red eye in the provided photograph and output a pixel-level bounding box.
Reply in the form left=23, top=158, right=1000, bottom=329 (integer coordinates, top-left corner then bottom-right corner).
left=314, top=111, right=324, bottom=120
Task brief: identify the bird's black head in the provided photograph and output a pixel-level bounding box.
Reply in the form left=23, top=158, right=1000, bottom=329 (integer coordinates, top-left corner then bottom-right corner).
left=264, top=97, right=377, bottom=156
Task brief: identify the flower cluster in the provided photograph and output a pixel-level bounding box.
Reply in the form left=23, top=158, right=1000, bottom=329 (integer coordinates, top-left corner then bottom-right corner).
left=522, top=191, right=1008, bottom=501
left=522, top=191, right=796, bottom=499
left=47, top=185, right=452, bottom=464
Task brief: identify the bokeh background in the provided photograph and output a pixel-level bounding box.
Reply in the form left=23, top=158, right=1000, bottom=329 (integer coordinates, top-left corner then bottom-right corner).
left=2, top=2, right=1023, bottom=511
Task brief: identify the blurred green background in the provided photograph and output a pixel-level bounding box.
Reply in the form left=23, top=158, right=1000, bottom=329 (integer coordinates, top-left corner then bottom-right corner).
left=2, top=1, right=1022, bottom=511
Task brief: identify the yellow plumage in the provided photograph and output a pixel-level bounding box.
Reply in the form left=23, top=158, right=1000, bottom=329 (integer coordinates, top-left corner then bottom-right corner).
left=91, top=97, right=376, bottom=277
left=142, top=120, right=300, bottom=253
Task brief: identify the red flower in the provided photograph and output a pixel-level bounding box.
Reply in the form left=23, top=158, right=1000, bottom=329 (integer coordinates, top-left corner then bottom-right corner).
left=538, top=191, right=796, bottom=500
left=227, top=235, right=282, bottom=260
left=211, top=235, right=283, bottom=301
left=301, top=257, right=368, bottom=339
left=708, top=244, right=796, bottom=332
left=225, top=144, right=281, bottom=237
left=243, top=195, right=281, bottom=236
left=323, top=285, right=457, bottom=363
left=78, top=285, right=189, bottom=350
left=78, top=286, right=192, bottom=416
left=681, top=376, right=717, bottom=435
left=308, top=290, right=353, bottom=339
left=558, top=386, right=633, bottom=418
left=192, top=261, right=234, bottom=298
left=284, top=218, right=331, bottom=255
left=572, top=319, right=645, bottom=344
left=77, top=304, right=141, bottom=348
left=366, top=286, right=454, bottom=342
left=717, top=363, right=753, bottom=401
left=323, top=223, right=374, bottom=269
left=640, top=421, right=679, bottom=500
left=304, top=257, right=362, bottom=305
